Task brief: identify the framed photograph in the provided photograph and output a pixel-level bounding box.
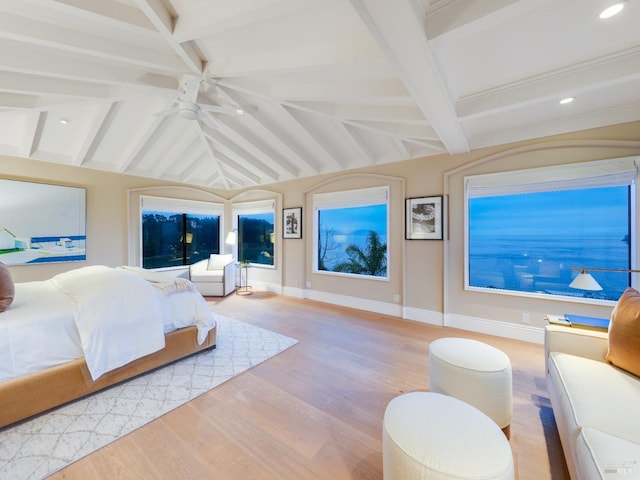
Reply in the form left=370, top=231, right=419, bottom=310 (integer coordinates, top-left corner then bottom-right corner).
left=283, top=207, right=302, bottom=239
left=405, top=195, right=443, bottom=240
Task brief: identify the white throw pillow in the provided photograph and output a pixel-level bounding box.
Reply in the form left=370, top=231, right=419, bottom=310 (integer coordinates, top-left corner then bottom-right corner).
left=207, top=254, right=233, bottom=270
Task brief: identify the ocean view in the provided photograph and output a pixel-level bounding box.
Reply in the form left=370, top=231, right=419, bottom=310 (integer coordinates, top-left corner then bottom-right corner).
left=469, top=233, right=629, bottom=300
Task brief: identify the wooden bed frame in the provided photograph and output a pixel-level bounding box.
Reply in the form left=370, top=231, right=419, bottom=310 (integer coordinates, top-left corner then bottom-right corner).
left=0, top=324, right=216, bottom=429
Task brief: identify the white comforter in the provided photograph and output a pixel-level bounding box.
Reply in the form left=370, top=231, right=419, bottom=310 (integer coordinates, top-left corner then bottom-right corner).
left=0, top=265, right=215, bottom=382
left=51, top=265, right=167, bottom=381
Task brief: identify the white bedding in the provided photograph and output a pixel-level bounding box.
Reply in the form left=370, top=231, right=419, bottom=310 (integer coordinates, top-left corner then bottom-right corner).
left=0, top=265, right=216, bottom=383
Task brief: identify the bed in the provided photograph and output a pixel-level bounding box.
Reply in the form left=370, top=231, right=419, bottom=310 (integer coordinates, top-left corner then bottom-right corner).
left=0, top=265, right=217, bottom=428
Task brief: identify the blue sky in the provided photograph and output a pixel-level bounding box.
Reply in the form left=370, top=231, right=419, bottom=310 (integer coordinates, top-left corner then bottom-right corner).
left=469, top=186, right=629, bottom=238
left=319, top=204, right=387, bottom=243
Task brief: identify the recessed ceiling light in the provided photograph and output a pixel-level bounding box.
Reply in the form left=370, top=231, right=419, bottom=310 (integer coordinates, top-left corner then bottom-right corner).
left=60, top=117, right=71, bottom=125
left=599, top=1, right=626, bottom=19
left=559, top=97, right=575, bottom=105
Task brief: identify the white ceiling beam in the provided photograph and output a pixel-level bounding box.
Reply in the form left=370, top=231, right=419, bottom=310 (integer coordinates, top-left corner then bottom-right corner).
left=153, top=137, right=202, bottom=177
left=19, top=111, right=42, bottom=158
left=19, top=0, right=156, bottom=34
left=116, top=115, right=168, bottom=173
left=0, top=71, right=111, bottom=98
left=393, top=137, right=411, bottom=159
left=350, top=0, right=469, bottom=154
left=173, top=0, right=314, bottom=43
left=72, top=102, right=119, bottom=166
left=0, top=12, right=186, bottom=72
left=197, top=127, right=231, bottom=190
left=283, top=100, right=442, bottom=149
left=290, top=102, right=429, bottom=125
left=424, top=0, right=518, bottom=40
left=215, top=86, right=312, bottom=176
left=337, top=122, right=374, bottom=165
left=203, top=145, right=264, bottom=185
left=178, top=152, right=208, bottom=184
left=269, top=79, right=412, bottom=103
left=133, top=0, right=204, bottom=74
left=457, top=47, right=640, bottom=120
left=0, top=92, right=41, bottom=109
left=206, top=38, right=382, bottom=78
left=0, top=41, right=177, bottom=93
left=202, top=127, right=280, bottom=182
left=345, top=119, right=441, bottom=142
left=272, top=104, right=339, bottom=172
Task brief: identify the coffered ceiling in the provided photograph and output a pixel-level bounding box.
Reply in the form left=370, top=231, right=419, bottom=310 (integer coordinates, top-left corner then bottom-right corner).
left=0, top=0, right=638, bottom=190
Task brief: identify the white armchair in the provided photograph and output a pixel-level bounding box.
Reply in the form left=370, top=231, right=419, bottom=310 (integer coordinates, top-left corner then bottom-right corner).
left=189, top=254, right=236, bottom=296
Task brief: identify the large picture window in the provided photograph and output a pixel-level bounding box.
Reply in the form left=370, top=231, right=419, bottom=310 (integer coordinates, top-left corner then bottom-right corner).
left=466, top=158, right=636, bottom=301
left=141, top=196, right=222, bottom=269
left=314, top=186, right=389, bottom=278
left=234, top=200, right=275, bottom=266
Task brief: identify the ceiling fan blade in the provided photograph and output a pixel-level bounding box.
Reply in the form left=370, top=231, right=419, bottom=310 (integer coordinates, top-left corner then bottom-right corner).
left=198, top=110, right=220, bottom=130
left=199, top=104, right=236, bottom=114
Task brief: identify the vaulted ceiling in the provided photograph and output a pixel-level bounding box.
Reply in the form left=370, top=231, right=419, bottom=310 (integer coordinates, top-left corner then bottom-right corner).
left=0, top=0, right=638, bottom=191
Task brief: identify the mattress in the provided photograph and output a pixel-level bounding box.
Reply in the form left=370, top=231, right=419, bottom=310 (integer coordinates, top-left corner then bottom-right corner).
left=0, top=268, right=216, bottom=383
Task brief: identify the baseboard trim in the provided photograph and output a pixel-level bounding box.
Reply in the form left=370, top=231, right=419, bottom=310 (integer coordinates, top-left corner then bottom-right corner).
left=445, top=313, right=544, bottom=344
left=403, top=306, right=444, bottom=326
left=277, top=288, right=543, bottom=344
left=302, top=289, right=403, bottom=317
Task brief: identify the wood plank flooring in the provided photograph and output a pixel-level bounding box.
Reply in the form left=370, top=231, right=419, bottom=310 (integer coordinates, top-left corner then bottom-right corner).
left=49, top=291, right=570, bottom=479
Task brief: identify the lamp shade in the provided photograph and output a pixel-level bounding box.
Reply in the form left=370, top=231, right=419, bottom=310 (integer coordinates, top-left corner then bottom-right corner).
left=225, top=230, right=237, bottom=245
left=569, top=270, right=603, bottom=291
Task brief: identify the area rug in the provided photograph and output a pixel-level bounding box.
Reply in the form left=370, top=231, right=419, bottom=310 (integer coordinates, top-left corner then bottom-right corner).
left=0, top=316, right=298, bottom=480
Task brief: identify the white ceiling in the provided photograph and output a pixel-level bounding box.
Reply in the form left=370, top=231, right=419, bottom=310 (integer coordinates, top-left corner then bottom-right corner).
left=0, top=0, right=638, bottom=191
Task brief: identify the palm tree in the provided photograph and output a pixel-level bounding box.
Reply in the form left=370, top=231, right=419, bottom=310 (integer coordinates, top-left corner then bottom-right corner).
left=333, top=230, right=387, bottom=276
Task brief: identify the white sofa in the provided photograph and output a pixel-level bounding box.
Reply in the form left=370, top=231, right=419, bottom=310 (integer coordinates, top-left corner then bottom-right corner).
left=545, top=325, right=640, bottom=479
left=189, top=254, right=236, bottom=296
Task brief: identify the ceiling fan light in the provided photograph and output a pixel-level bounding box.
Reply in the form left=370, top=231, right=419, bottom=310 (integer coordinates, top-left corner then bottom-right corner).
left=599, top=2, right=626, bottom=19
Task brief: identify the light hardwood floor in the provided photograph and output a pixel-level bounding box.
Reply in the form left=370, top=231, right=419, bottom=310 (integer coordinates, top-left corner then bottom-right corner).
left=50, top=291, right=570, bottom=479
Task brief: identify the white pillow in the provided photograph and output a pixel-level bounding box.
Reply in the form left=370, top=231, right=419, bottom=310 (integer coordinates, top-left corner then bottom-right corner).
left=207, top=254, right=233, bottom=270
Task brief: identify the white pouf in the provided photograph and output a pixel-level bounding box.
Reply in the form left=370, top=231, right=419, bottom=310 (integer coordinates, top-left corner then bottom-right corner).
left=428, top=337, right=512, bottom=429
left=383, top=392, right=514, bottom=480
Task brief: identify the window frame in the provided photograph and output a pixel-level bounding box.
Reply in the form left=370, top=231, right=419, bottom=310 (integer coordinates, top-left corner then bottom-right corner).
left=464, top=157, right=638, bottom=303
left=312, top=186, right=390, bottom=280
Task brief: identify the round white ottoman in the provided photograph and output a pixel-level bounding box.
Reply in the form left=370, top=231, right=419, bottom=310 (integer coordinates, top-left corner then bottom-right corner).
left=382, top=392, right=514, bottom=480
left=428, top=338, right=512, bottom=430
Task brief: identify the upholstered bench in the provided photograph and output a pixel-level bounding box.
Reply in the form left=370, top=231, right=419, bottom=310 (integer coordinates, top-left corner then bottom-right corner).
left=428, top=337, right=512, bottom=434
left=382, top=392, right=514, bottom=480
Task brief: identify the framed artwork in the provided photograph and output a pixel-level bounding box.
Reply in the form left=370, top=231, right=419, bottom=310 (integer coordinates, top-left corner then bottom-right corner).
left=0, top=178, right=87, bottom=265
left=283, top=207, right=302, bottom=239
left=405, top=195, right=443, bottom=240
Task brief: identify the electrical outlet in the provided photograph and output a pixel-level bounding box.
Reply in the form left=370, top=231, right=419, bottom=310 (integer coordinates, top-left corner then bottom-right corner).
left=306, top=281, right=311, bottom=288
left=522, top=312, right=531, bottom=324
left=393, top=294, right=401, bottom=303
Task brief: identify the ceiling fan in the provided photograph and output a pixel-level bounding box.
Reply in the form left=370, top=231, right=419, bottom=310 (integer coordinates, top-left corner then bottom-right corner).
left=155, top=75, right=249, bottom=130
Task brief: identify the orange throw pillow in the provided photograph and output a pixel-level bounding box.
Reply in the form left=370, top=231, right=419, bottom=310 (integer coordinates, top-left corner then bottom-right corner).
left=0, top=261, right=15, bottom=312
left=606, top=287, right=640, bottom=377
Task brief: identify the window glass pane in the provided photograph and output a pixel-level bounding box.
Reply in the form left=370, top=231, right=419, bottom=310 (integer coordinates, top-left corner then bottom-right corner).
left=142, top=211, right=219, bottom=268
left=238, top=213, right=274, bottom=265
left=317, top=204, right=387, bottom=277
left=186, top=214, right=220, bottom=264
left=468, top=186, right=630, bottom=300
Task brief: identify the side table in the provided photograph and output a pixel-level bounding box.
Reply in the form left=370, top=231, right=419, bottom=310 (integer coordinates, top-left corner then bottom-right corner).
left=236, top=263, right=252, bottom=296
